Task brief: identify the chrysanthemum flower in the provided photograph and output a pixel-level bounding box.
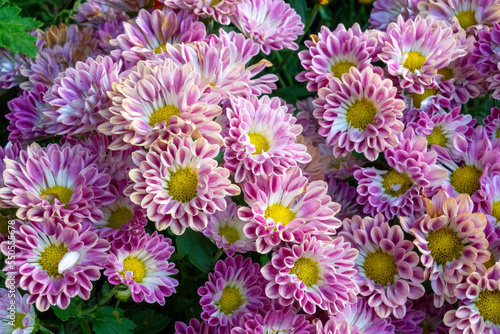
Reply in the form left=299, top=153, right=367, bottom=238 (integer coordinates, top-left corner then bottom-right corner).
left=98, top=0, right=153, bottom=12
left=411, top=293, right=453, bottom=334
left=407, top=191, right=490, bottom=307
left=368, top=0, right=422, bottom=30
left=389, top=300, right=426, bottom=334
left=295, top=97, right=324, bottom=146
left=238, top=167, right=341, bottom=253
left=73, top=0, right=129, bottom=26
left=126, top=136, right=239, bottom=235
left=203, top=199, right=254, bottom=256
left=1, top=143, right=115, bottom=225
left=316, top=297, right=395, bottom=334
left=0, top=141, right=22, bottom=209
left=1, top=220, right=109, bottom=311
left=0, top=289, right=36, bottom=334
left=354, top=128, right=448, bottom=220
left=224, top=95, right=310, bottom=183
left=379, top=15, right=466, bottom=94
left=198, top=255, right=268, bottom=333
left=484, top=107, right=500, bottom=141
left=470, top=22, right=500, bottom=76
left=162, top=0, right=244, bottom=25
left=175, top=318, right=218, bottom=334
left=95, top=19, right=126, bottom=55
left=230, top=0, right=304, bottom=55
left=296, top=24, right=379, bottom=91
left=314, top=66, right=405, bottom=161
left=0, top=48, right=28, bottom=90
left=444, top=263, right=500, bottom=333
left=408, top=107, right=475, bottom=162
left=339, top=214, right=425, bottom=318
left=418, top=0, right=500, bottom=33
left=479, top=175, right=500, bottom=227
left=261, top=236, right=359, bottom=315
left=98, top=59, right=223, bottom=150
left=110, top=8, right=206, bottom=65
left=326, top=178, right=364, bottom=220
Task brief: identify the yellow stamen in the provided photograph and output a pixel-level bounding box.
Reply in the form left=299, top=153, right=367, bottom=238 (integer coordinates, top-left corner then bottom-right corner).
left=382, top=169, right=413, bottom=197
left=437, top=67, right=455, bottom=82
left=13, top=313, right=26, bottom=330
left=346, top=98, right=377, bottom=130
left=166, top=167, right=198, bottom=203
left=248, top=132, right=270, bottom=155
left=450, top=165, right=482, bottom=196
left=215, top=286, right=244, bottom=314
left=475, top=289, right=500, bottom=325
left=40, top=185, right=73, bottom=207
left=412, top=88, right=437, bottom=108
left=362, top=249, right=398, bottom=286
left=218, top=226, right=240, bottom=244
left=290, top=257, right=320, bottom=287
left=108, top=207, right=134, bottom=229
left=264, top=204, right=296, bottom=225
left=330, top=60, right=356, bottom=79
left=120, top=256, right=147, bottom=283
left=492, top=201, right=500, bottom=223
left=39, top=243, right=69, bottom=277
left=154, top=44, right=166, bottom=55
left=403, top=51, right=427, bottom=72
left=483, top=254, right=497, bottom=270
left=455, top=10, right=478, bottom=30
left=427, top=226, right=463, bottom=265
left=426, top=126, right=448, bottom=147
left=149, top=105, right=180, bottom=127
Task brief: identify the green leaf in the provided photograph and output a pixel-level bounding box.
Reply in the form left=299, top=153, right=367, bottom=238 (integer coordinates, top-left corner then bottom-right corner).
left=0, top=4, right=41, bottom=57
left=92, top=306, right=137, bottom=334
left=52, top=298, right=82, bottom=321
left=288, top=0, right=308, bottom=23
left=131, top=309, right=169, bottom=334
left=176, top=228, right=218, bottom=272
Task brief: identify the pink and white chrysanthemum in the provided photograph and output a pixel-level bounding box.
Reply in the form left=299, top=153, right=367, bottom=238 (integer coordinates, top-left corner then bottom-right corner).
left=126, top=136, right=240, bottom=235
left=408, top=107, right=475, bottom=162
left=326, top=177, right=364, bottom=221
left=368, top=0, right=422, bottom=30
left=224, top=95, right=310, bottom=183
left=230, top=0, right=304, bottom=55
left=0, top=288, right=36, bottom=334
left=354, top=128, right=448, bottom=220
left=110, top=8, right=206, bottom=65
left=0, top=141, right=22, bottom=209
left=104, top=231, right=178, bottom=305
left=296, top=24, right=379, bottom=91
left=444, top=263, right=500, bottom=333
left=261, top=236, right=359, bottom=315
left=407, top=191, right=490, bottom=307
left=73, top=0, right=129, bottom=26
left=339, top=214, right=425, bottom=318
left=43, top=56, right=121, bottom=136
left=175, top=318, right=218, bottom=334
left=418, top=0, right=500, bottom=33
left=484, top=107, right=500, bottom=141
left=0, top=48, right=29, bottom=90
left=411, top=293, right=453, bottom=334
left=198, top=255, right=268, bottom=333
left=98, top=59, right=223, bottom=150
left=238, top=167, right=341, bottom=254
left=479, top=175, right=500, bottom=226
left=316, top=297, right=395, bottom=334
left=470, top=22, right=500, bottom=76
left=1, top=220, right=109, bottom=311
left=314, top=66, right=405, bottom=161
left=203, top=199, right=255, bottom=256
left=162, top=0, right=244, bottom=25
left=379, top=15, right=466, bottom=94
left=1, top=143, right=115, bottom=226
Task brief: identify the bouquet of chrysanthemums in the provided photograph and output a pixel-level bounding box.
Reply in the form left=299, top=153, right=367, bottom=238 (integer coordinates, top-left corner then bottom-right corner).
left=2, top=0, right=500, bottom=332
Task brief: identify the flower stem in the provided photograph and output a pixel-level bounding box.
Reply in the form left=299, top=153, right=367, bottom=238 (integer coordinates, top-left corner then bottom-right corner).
left=80, top=318, right=92, bottom=334
left=79, top=285, right=122, bottom=316
left=213, top=249, right=223, bottom=263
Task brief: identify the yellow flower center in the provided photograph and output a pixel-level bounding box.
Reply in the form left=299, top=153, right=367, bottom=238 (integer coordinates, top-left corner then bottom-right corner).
left=362, top=249, right=398, bottom=286
left=491, top=201, right=500, bottom=223
left=412, top=88, right=437, bottom=108
left=248, top=132, right=270, bottom=155
left=154, top=44, right=166, bottom=55
left=455, top=10, right=478, bottom=30
left=450, top=165, right=483, bottom=196
left=475, top=289, right=500, bottom=325
left=483, top=254, right=497, bottom=270
left=437, top=67, right=455, bottom=82
left=420, top=321, right=434, bottom=334
left=330, top=60, right=356, bottom=79
left=108, top=207, right=134, bottom=229
left=427, top=226, right=463, bottom=265
left=121, top=256, right=146, bottom=283
left=358, top=0, right=374, bottom=3
left=216, top=286, right=244, bottom=315
left=13, top=313, right=26, bottom=330
left=218, top=226, right=240, bottom=244
left=264, top=204, right=296, bottom=225
left=403, top=51, right=427, bottom=72
left=496, top=127, right=500, bottom=139
left=211, top=0, right=222, bottom=6
left=290, top=257, right=320, bottom=287
left=426, top=126, right=448, bottom=147
left=346, top=98, right=377, bottom=130
left=0, top=216, right=8, bottom=235
left=382, top=169, right=413, bottom=197
left=166, top=167, right=198, bottom=203
left=39, top=243, right=69, bottom=277
left=149, top=105, right=180, bottom=127
left=40, top=185, right=74, bottom=207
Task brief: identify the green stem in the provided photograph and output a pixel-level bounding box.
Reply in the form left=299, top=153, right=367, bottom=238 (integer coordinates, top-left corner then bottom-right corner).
left=0, top=271, right=7, bottom=279
left=38, top=325, right=56, bottom=334
left=79, top=285, right=121, bottom=316
left=115, top=300, right=121, bottom=309
left=80, top=318, right=92, bottom=334
left=213, top=249, right=223, bottom=263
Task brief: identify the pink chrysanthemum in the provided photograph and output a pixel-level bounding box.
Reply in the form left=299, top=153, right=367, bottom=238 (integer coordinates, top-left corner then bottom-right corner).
left=1, top=143, right=115, bottom=226
left=198, top=255, right=268, bottom=333
left=444, top=263, right=500, bottom=333
left=1, top=220, right=109, bottom=311
left=418, top=0, right=500, bottom=33
left=203, top=199, right=255, bottom=256
left=389, top=300, right=426, bottom=334
left=339, top=214, right=425, bottom=318
left=408, top=107, right=475, bottom=162
left=261, top=236, right=359, bottom=315
left=95, top=19, right=126, bottom=55
left=224, top=95, right=310, bottom=183
left=407, top=191, right=490, bottom=307
left=325, top=178, right=364, bottom=221
left=162, top=0, right=244, bottom=25
left=316, top=297, right=395, bottom=334
left=175, top=318, right=218, bottom=334
left=470, top=22, right=500, bottom=76
left=104, top=231, right=178, bottom=305
left=230, top=0, right=304, bottom=55
left=126, top=136, right=239, bottom=235
left=0, top=48, right=29, bottom=90
left=411, top=293, right=453, bottom=334
left=98, top=59, right=223, bottom=150
left=296, top=24, right=379, bottom=91
left=480, top=175, right=500, bottom=226
left=238, top=167, right=341, bottom=253
left=0, top=141, right=23, bottom=209
left=369, top=0, right=422, bottom=30
left=314, top=66, right=405, bottom=161
left=379, top=15, right=466, bottom=94
left=0, top=288, right=36, bottom=334
left=73, top=0, right=129, bottom=26
left=484, top=107, right=500, bottom=141
left=354, top=128, right=448, bottom=220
